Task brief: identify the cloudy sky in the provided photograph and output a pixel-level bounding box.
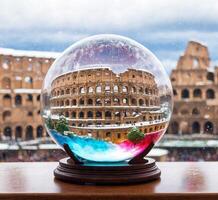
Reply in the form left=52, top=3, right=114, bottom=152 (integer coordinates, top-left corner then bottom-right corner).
left=1, top=0, right=218, bottom=73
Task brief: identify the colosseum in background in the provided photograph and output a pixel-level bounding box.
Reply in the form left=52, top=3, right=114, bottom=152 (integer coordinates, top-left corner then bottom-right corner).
left=49, top=67, right=167, bottom=142
left=168, top=41, right=218, bottom=136
left=0, top=48, right=58, bottom=141
left=1, top=40, right=217, bottom=142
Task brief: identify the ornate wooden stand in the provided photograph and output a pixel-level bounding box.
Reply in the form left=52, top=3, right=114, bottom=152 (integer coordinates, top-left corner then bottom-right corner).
left=54, top=143, right=161, bottom=185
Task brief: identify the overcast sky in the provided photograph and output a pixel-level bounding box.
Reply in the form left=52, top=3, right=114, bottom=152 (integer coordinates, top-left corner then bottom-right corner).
left=0, top=0, right=218, bottom=73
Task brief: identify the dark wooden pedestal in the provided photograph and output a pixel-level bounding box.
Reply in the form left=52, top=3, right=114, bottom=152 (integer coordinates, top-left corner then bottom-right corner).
left=54, top=157, right=161, bottom=184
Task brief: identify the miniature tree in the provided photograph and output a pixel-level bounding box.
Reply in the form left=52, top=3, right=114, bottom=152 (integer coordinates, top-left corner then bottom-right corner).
left=55, top=115, right=69, bottom=134
left=127, top=127, right=144, bottom=144
left=46, top=117, right=54, bottom=129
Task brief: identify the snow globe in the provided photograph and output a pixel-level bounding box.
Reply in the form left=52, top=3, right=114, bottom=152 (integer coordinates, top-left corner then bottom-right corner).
left=41, top=34, right=173, bottom=184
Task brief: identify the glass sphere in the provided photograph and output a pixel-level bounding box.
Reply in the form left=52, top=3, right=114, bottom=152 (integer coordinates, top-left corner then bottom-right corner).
left=41, top=34, right=173, bottom=163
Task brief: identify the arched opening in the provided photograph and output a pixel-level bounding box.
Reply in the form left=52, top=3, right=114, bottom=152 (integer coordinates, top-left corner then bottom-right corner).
left=114, top=85, right=119, bottom=93
left=87, top=111, right=93, bottom=118
left=131, top=87, right=136, bottom=93
left=37, top=95, right=40, bottom=101
left=131, top=98, right=137, bottom=106
left=25, top=126, right=33, bottom=140
left=139, top=99, right=144, bottom=106
left=88, top=87, right=93, bottom=93
left=72, top=88, right=76, bottom=94
left=206, top=89, right=215, bottom=99
left=72, top=99, right=77, bottom=106
left=193, top=88, right=202, bottom=98
left=79, top=87, right=85, bottom=94
left=192, top=108, right=200, bottom=115
left=96, top=86, right=101, bottom=93
left=139, top=87, right=143, bottom=93
left=106, top=132, right=111, bottom=138
left=65, top=99, right=70, bottom=106
left=24, top=76, right=33, bottom=88
left=145, top=88, right=149, bottom=94
left=37, top=125, right=43, bottom=138
left=27, top=94, right=33, bottom=102
left=79, top=98, right=85, bottom=105
left=79, top=112, right=84, bottom=118
left=15, top=95, right=22, bottom=106
left=122, top=86, right=128, bottom=93
left=4, top=127, right=12, bottom=139
left=61, top=90, right=64, bottom=95
left=171, top=121, right=179, bottom=135
left=96, top=98, right=102, bottom=106
left=173, top=89, right=177, bottom=96
left=15, top=126, right=22, bottom=140
left=192, top=122, right=200, bottom=133
left=105, top=111, right=112, bottom=118
left=105, top=85, right=110, bottom=93
left=3, top=111, right=11, bottom=122
left=2, top=77, right=11, bottom=89
left=113, top=97, right=120, bottom=105
left=71, top=112, right=76, bottom=118
left=204, top=121, right=213, bottom=134
left=3, top=94, right=11, bottom=107
left=66, top=88, right=70, bottom=94
left=181, top=89, right=189, bottom=99
left=180, top=109, right=189, bottom=115
left=65, top=111, right=69, bottom=118
left=104, top=98, right=111, bottom=105
left=87, top=99, right=93, bottom=105
left=207, top=72, right=214, bottom=81
left=123, top=98, right=128, bottom=105
left=96, top=111, right=102, bottom=118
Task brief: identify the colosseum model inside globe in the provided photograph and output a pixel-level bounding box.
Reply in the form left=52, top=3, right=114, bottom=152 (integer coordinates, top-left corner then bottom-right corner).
left=41, top=34, right=173, bottom=162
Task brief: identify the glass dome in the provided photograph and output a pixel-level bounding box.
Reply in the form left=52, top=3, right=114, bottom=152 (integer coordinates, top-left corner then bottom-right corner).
left=41, top=34, right=173, bottom=163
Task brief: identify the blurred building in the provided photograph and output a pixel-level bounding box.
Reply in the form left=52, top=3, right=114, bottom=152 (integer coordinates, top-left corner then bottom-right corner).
left=168, top=41, right=218, bottom=135
left=0, top=48, right=58, bottom=141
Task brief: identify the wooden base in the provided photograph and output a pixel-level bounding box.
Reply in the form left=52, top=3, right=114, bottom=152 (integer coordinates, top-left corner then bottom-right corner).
left=54, top=157, right=161, bottom=185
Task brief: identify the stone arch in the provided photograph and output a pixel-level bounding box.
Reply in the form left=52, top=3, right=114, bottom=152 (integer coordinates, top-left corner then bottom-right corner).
left=66, top=88, right=70, bottom=94
left=65, top=99, right=70, bottom=106
left=105, top=111, right=112, bottom=118
left=79, top=98, right=85, bottom=105
left=170, top=121, right=179, bottom=134
left=4, top=127, right=12, bottom=139
left=139, top=99, right=144, bottom=106
left=87, top=98, right=93, bottom=105
left=206, top=89, right=215, bottom=99
left=72, top=99, right=77, bottom=106
left=96, top=111, right=102, bottom=118
left=123, top=98, right=128, bottom=105
left=207, top=72, right=214, bottom=81
left=113, top=85, right=119, bottom=93
left=71, top=111, right=76, bottom=118
left=192, top=122, right=200, bottom=133
left=105, top=85, right=111, bottom=93
left=87, top=111, right=93, bottom=118
left=27, top=94, right=33, bottom=102
left=79, top=112, right=84, bottom=118
left=131, top=98, right=137, bottom=106
left=24, top=76, right=33, bottom=88
left=25, top=125, right=33, bottom=140
left=15, top=126, right=22, bottom=140
left=36, top=125, right=43, bottom=138
left=2, top=77, right=11, bottom=89
left=181, top=89, right=189, bottom=99
left=2, top=111, right=11, bottom=121
left=113, top=97, right=120, bottom=105
left=79, top=87, right=85, bottom=94
left=96, top=86, right=101, bottom=93
left=180, top=121, right=189, bottom=134
left=88, top=86, right=94, bottom=93
left=192, top=108, right=200, bottom=115
left=15, top=95, right=22, bottom=106
left=173, top=89, right=177, bottom=96
left=96, top=98, right=102, bottom=106
left=65, top=111, right=69, bottom=117
left=122, top=86, right=128, bottom=93
left=37, top=95, right=40, bottom=101
left=3, top=94, right=11, bottom=107
left=193, top=88, right=202, bottom=98
left=204, top=121, right=213, bottom=134
left=131, top=87, right=137, bottom=93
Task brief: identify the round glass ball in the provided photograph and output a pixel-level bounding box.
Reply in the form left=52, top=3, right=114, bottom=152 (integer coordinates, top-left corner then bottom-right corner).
left=41, top=34, right=173, bottom=163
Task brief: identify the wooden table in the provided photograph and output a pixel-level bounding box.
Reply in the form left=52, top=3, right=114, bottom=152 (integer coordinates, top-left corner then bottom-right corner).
left=0, top=162, right=218, bottom=200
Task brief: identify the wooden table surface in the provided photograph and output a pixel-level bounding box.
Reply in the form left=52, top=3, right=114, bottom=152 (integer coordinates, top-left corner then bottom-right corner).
left=0, top=162, right=218, bottom=200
